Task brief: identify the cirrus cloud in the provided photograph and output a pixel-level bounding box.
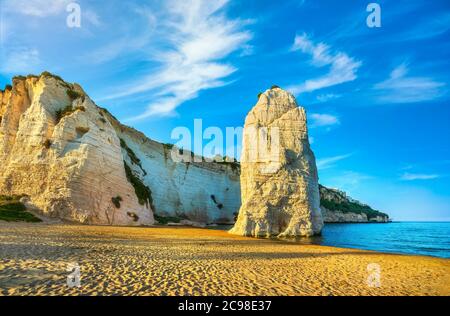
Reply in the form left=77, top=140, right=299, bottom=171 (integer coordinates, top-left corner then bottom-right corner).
left=103, top=0, right=252, bottom=120
left=288, top=33, right=362, bottom=95
left=374, top=63, right=446, bottom=103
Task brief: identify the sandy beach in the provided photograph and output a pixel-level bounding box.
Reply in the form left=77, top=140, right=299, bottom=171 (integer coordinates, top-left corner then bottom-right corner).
left=0, top=222, right=449, bottom=296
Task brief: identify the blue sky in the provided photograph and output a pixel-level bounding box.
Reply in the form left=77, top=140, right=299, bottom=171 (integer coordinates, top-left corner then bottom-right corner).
left=1, top=0, right=449, bottom=221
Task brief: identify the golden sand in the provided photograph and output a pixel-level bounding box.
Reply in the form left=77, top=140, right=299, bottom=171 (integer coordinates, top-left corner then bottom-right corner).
left=0, top=222, right=448, bottom=296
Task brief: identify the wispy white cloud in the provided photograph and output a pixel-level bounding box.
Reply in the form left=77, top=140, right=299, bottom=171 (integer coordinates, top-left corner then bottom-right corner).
left=288, top=33, right=361, bottom=95
left=317, top=153, right=352, bottom=170
left=102, top=0, right=252, bottom=120
left=374, top=63, right=446, bottom=103
left=400, top=173, right=440, bottom=181
left=316, top=93, right=341, bottom=103
left=3, top=0, right=71, bottom=17
left=3, top=0, right=101, bottom=28
left=0, top=47, right=40, bottom=74
left=83, top=10, right=101, bottom=26
left=309, top=113, right=340, bottom=128
left=400, top=13, right=450, bottom=42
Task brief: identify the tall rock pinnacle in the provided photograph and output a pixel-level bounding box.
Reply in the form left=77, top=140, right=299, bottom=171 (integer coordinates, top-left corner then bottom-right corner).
left=229, top=87, right=323, bottom=237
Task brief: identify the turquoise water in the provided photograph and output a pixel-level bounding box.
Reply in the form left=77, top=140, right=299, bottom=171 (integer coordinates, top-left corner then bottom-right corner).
left=302, top=222, right=450, bottom=259
left=218, top=222, right=450, bottom=258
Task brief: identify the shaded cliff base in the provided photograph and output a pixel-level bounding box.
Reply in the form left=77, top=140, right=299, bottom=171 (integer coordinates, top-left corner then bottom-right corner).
left=1, top=222, right=448, bottom=296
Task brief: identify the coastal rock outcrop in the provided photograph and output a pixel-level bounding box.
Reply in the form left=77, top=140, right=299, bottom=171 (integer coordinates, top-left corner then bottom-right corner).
left=230, top=87, right=323, bottom=237
left=319, top=185, right=389, bottom=223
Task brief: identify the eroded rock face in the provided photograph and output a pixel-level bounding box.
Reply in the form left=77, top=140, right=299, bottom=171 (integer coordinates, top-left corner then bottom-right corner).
left=0, top=73, right=241, bottom=226
left=229, top=87, right=323, bottom=237
left=0, top=74, right=154, bottom=226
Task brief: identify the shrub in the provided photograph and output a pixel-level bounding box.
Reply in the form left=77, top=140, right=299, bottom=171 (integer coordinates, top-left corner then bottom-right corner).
left=271, top=85, right=281, bottom=90
left=257, top=92, right=263, bottom=99
left=66, top=89, right=82, bottom=101
left=41, top=71, right=64, bottom=82
left=43, top=139, right=52, bottom=149
left=163, top=143, right=174, bottom=150
left=124, top=162, right=154, bottom=208
left=154, top=214, right=182, bottom=225
left=55, top=106, right=73, bottom=123
left=111, top=196, right=123, bottom=208
left=4, top=84, right=12, bottom=91
left=120, top=138, right=141, bottom=166
left=12, top=75, right=26, bottom=81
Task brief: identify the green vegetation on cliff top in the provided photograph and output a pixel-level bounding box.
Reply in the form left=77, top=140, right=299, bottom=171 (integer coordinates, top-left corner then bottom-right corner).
left=320, top=198, right=388, bottom=220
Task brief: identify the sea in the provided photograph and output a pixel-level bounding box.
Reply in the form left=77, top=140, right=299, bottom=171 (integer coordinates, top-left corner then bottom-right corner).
left=218, top=222, right=450, bottom=259
left=312, top=222, right=450, bottom=259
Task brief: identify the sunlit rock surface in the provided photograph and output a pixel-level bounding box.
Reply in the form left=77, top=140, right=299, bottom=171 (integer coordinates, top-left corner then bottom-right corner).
left=0, top=74, right=240, bottom=225
left=230, top=87, right=323, bottom=237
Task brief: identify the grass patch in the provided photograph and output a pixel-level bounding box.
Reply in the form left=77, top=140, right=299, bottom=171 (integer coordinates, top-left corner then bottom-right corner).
left=0, top=195, right=42, bottom=223
left=41, top=71, right=64, bottom=82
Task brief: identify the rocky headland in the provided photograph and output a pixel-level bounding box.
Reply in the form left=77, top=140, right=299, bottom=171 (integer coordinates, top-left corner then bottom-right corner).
left=320, top=185, right=389, bottom=223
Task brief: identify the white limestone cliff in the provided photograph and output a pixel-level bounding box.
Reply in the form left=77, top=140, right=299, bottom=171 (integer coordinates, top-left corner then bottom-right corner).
left=229, top=87, right=324, bottom=237
left=0, top=74, right=154, bottom=225
left=0, top=73, right=241, bottom=225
